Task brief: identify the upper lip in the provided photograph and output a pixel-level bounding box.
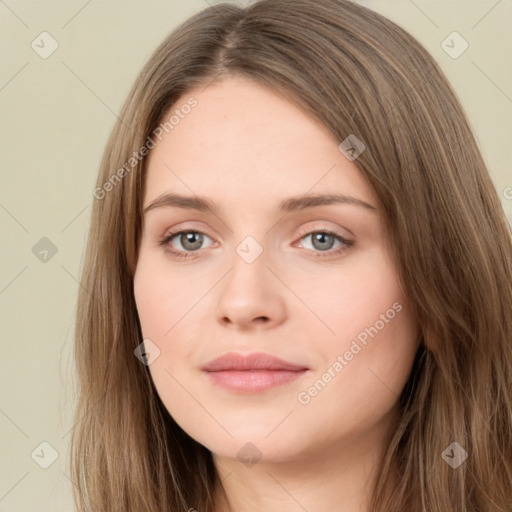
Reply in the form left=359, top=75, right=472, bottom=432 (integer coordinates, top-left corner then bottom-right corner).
left=201, top=352, right=308, bottom=372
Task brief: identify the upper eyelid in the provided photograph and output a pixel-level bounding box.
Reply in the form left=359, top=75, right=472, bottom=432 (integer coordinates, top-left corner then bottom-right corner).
left=163, top=219, right=351, bottom=239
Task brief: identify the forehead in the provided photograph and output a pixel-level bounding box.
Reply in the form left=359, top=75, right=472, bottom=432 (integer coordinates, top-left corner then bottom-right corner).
left=143, top=76, right=378, bottom=212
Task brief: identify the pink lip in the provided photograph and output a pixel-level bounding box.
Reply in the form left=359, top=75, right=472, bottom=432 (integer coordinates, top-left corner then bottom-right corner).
left=201, top=352, right=309, bottom=393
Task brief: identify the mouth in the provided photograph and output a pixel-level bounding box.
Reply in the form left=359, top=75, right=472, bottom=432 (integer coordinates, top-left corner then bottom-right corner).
left=201, top=351, right=309, bottom=393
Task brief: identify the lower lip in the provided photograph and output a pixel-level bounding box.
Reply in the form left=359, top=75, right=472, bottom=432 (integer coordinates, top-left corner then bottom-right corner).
left=204, top=370, right=308, bottom=392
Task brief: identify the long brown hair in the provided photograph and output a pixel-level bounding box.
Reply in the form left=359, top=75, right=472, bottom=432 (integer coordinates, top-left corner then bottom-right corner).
left=70, top=1, right=512, bottom=510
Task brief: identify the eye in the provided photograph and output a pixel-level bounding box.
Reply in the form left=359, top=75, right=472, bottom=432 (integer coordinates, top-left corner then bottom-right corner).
left=158, top=230, right=214, bottom=259
left=296, top=229, right=354, bottom=258
left=158, top=228, right=354, bottom=260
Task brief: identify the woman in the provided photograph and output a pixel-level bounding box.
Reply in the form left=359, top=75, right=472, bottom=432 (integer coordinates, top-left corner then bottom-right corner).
left=70, top=0, right=512, bottom=510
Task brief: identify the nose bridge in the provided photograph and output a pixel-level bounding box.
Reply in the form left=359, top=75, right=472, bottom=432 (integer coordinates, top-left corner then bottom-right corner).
left=234, top=234, right=266, bottom=267
left=223, top=211, right=271, bottom=269
left=214, top=231, right=286, bottom=328
left=224, top=233, right=270, bottom=292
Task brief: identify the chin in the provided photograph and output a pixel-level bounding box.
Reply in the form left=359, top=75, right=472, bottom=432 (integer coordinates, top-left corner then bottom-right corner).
left=190, top=422, right=320, bottom=465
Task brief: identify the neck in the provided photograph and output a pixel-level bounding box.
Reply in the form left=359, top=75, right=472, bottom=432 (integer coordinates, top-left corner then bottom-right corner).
left=212, top=406, right=398, bottom=512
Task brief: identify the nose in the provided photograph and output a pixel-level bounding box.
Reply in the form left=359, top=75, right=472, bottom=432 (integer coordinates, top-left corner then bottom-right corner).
left=215, top=244, right=287, bottom=331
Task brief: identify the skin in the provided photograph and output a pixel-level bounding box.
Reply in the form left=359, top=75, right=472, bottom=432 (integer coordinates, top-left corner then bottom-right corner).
left=133, top=75, right=419, bottom=511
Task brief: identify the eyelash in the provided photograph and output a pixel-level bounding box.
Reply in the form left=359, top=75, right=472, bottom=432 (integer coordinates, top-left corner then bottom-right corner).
left=158, top=228, right=354, bottom=261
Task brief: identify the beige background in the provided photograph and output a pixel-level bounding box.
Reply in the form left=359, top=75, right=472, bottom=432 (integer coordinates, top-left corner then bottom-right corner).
left=0, top=1, right=510, bottom=510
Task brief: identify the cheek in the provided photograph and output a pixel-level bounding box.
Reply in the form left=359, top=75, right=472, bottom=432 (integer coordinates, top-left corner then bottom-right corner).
left=295, top=246, right=408, bottom=341
left=133, top=259, right=209, bottom=437
left=133, top=252, right=206, bottom=338
left=133, top=253, right=211, bottom=385
left=294, top=248, right=418, bottom=418
left=302, top=304, right=418, bottom=445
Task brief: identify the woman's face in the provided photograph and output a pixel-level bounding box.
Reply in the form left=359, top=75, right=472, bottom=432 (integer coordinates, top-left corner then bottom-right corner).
left=133, top=75, right=419, bottom=464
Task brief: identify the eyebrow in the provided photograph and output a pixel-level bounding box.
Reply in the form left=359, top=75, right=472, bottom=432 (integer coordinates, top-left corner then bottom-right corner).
left=143, top=192, right=377, bottom=215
